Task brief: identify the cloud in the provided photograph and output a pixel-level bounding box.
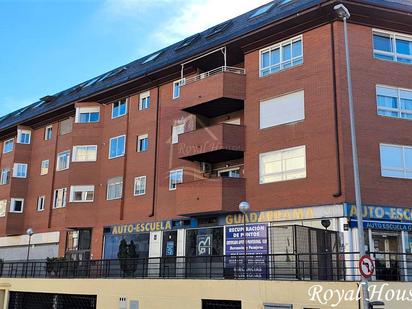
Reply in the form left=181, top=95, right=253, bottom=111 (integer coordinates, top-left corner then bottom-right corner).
left=153, top=0, right=271, bottom=46
left=99, top=0, right=271, bottom=56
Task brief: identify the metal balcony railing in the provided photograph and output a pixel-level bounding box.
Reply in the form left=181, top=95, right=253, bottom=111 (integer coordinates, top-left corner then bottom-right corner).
left=1, top=252, right=412, bottom=282
left=178, top=66, right=246, bottom=87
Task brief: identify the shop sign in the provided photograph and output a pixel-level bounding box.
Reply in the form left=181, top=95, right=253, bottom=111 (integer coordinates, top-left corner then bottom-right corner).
left=111, top=220, right=173, bottom=235
left=350, top=219, right=412, bottom=232
left=197, top=235, right=212, bottom=256
left=223, top=205, right=343, bottom=225
left=345, top=204, right=412, bottom=222
left=225, top=223, right=268, bottom=279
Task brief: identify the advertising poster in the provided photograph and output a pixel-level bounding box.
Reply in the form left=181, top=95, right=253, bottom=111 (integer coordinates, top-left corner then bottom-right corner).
left=225, top=223, right=268, bottom=279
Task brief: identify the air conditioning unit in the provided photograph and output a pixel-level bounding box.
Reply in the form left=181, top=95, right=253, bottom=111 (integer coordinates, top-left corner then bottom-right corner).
left=200, top=162, right=212, bottom=173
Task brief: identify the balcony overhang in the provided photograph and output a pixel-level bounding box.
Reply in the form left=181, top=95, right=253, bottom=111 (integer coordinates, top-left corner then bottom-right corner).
left=176, top=177, right=246, bottom=216
left=177, top=123, right=245, bottom=163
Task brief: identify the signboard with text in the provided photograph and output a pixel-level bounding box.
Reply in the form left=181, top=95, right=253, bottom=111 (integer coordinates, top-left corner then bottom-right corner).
left=225, top=223, right=268, bottom=279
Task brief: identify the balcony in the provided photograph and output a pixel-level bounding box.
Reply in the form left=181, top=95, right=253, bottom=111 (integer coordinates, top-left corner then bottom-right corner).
left=178, top=66, right=246, bottom=117
left=177, top=123, right=244, bottom=163
left=176, top=177, right=245, bottom=216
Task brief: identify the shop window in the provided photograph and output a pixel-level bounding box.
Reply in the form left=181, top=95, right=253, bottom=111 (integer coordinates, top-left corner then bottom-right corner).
left=66, top=229, right=92, bottom=261
left=186, top=227, right=223, bottom=257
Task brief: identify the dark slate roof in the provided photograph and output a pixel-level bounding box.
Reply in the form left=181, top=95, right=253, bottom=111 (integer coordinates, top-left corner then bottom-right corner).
left=1, top=0, right=411, bottom=133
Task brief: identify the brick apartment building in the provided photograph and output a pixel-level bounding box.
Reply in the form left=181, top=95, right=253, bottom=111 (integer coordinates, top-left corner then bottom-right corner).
left=0, top=0, right=411, bottom=281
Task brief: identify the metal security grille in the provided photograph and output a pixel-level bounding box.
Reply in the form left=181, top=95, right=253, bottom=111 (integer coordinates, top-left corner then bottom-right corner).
left=8, top=292, right=96, bottom=309
left=202, top=299, right=241, bottom=309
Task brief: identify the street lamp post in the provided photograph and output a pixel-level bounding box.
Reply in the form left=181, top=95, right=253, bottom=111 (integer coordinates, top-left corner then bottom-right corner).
left=333, top=4, right=369, bottom=308
left=239, top=201, right=250, bottom=279
left=25, top=228, right=34, bottom=277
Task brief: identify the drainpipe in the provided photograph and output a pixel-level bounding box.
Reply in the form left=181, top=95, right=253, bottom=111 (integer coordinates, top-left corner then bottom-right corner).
left=150, top=86, right=161, bottom=217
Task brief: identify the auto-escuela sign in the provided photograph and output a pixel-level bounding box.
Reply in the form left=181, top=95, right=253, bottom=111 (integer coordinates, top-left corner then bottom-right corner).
left=225, top=223, right=268, bottom=279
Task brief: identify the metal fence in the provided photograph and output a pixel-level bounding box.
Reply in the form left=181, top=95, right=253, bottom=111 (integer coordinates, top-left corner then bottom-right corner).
left=1, top=252, right=411, bottom=281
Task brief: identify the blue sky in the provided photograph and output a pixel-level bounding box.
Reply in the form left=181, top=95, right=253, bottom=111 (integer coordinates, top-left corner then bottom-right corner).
left=0, top=0, right=269, bottom=117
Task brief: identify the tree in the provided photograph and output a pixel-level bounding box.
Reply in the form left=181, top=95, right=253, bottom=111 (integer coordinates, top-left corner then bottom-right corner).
left=118, top=239, right=129, bottom=276
left=128, top=240, right=138, bottom=276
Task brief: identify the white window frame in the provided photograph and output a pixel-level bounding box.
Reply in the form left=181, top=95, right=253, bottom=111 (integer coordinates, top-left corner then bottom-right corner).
left=3, top=138, right=14, bottom=154
left=380, top=143, right=412, bottom=179
left=259, top=90, right=305, bottom=129
left=107, top=177, right=123, bottom=200
left=112, top=99, right=128, bottom=119
left=44, top=125, right=53, bottom=141
left=37, top=196, right=46, bottom=211
left=41, top=160, right=49, bottom=176
left=137, top=134, right=149, bottom=152
left=13, top=163, right=28, bottom=178
left=10, top=198, right=24, bottom=213
left=109, top=135, right=126, bottom=159
left=134, top=176, right=147, bottom=196
left=17, top=129, right=31, bottom=144
left=0, top=200, right=6, bottom=217
left=56, top=150, right=70, bottom=171
left=172, top=124, right=185, bottom=144
left=373, top=29, right=412, bottom=64
left=72, top=145, right=98, bottom=162
left=259, top=145, right=307, bottom=184
left=259, top=35, right=303, bottom=77
left=53, top=188, right=67, bottom=209
left=70, top=185, right=95, bottom=203
left=169, top=169, right=183, bottom=191
left=376, top=85, right=412, bottom=120
left=139, top=91, right=150, bottom=110
left=0, top=168, right=10, bottom=185
left=173, top=80, right=184, bottom=99
left=75, top=106, right=100, bottom=123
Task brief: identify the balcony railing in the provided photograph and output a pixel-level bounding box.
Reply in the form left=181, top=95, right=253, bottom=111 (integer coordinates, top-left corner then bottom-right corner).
left=178, top=66, right=246, bottom=87
left=1, top=252, right=412, bottom=282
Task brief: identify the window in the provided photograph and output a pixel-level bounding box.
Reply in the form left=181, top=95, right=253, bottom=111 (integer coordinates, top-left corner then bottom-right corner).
left=137, top=134, right=148, bottom=152
left=142, top=52, right=161, bottom=64
left=112, top=100, right=127, bottom=118
left=380, top=144, right=412, bottom=179
left=37, top=196, right=45, bottom=211
left=169, top=169, right=183, bottom=190
left=260, top=35, right=303, bottom=77
left=41, top=160, right=49, bottom=175
left=207, top=21, right=232, bottom=38
left=53, top=188, right=67, bottom=208
left=172, top=124, right=185, bottom=144
left=134, top=176, right=147, bottom=196
left=0, top=168, right=10, bottom=185
left=376, top=85, right=412, bottom=120
left=56, top=151, right=70, bottom=171
left=13, top=163, right=28, bottom=178
left=109, top=135, right=126, bottom=159
left=17, top=129, right=31, bottom=144
left=249, top=2, right=275, bottom=19
left=260, top=90, right=305, bottom=129
left=176, top=34, right=200, bottom=50
left=107, top=177, right=123, bottom=200
left=173, top=80, right=183, bottom=99
left=139, top=91, right=150, bottom=110
left=44, top=125, right=53, bottom=140
left=373, top=30, right=412, bottom=64
left=75, top=106, right=100, bottom=123
left=260, top=146, right=306, bottom=184
left=70, top=185, right=95, bottom=202
left=218, top=168, right=241, bottom=178
left=3, top=138, right=14, bottom=153
left=59, top=118, right=73, bottom=135
left=10, top=198, right=24, bottom=213
left=72, top=145, right=98, bottom=162
left=0, top=200, right=6, bottom=217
